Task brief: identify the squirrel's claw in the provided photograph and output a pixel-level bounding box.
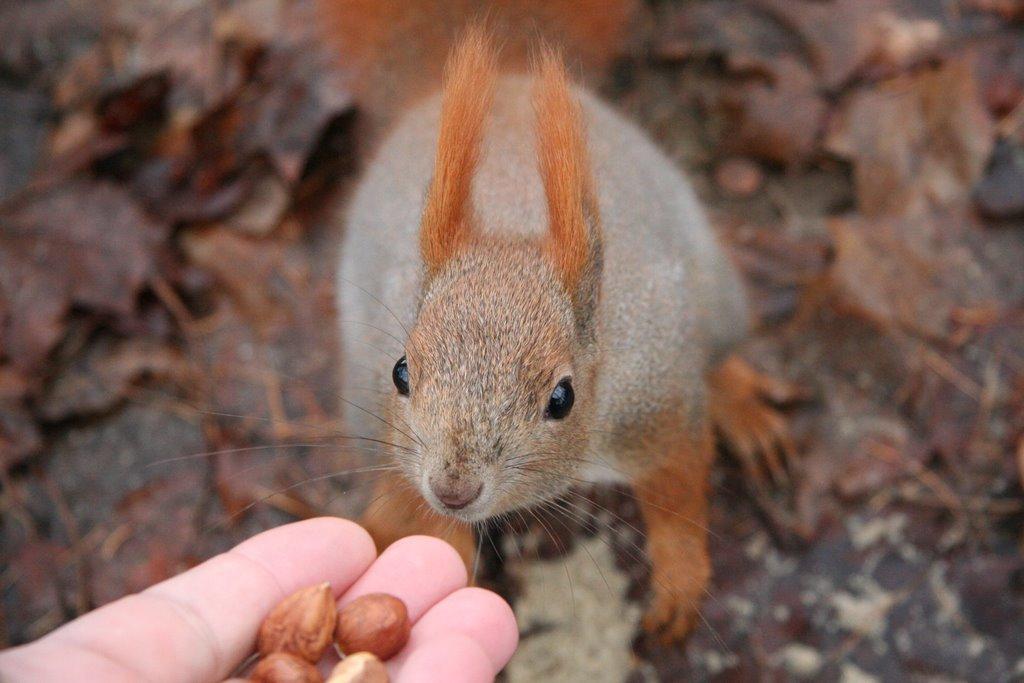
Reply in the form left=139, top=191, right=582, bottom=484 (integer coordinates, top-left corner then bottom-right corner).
left=709, top=355, right=818, bottom=545
left=638, top=524, right=711, bottom=643
left=640, top=562, right=705, bottom=643
left=642, top=593, right=697, bottom=643
left=708, top=355, right=804, bottom=490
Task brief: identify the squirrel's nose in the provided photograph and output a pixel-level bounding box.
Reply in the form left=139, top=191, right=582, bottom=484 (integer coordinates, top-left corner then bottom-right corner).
left=429, top=476, right=483, bottom=510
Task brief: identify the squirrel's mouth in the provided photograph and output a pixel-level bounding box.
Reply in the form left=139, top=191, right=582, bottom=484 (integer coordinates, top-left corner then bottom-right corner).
left=423, top=494, right=492, bottom=522
left=419, top=473, right=493, bottom=522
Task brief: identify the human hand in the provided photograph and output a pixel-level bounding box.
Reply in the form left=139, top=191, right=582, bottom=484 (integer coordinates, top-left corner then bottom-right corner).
left=0, top=518, right=517, bottom=682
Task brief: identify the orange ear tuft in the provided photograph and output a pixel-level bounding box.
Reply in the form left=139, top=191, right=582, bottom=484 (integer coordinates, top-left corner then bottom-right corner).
left=533, top=46, right=599, bottom=293
left=420, top=25, right=498, bottom=272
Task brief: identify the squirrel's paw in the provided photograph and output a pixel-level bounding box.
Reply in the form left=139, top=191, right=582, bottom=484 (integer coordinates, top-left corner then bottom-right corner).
left=640, top=551, right=709, bottom=643
left=641, top=588, right=698, bottom=643
left=708, top=355, right=805, bottom=490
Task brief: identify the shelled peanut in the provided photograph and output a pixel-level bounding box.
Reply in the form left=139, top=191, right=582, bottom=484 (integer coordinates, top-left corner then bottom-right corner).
left=258, top=583, right=337, bottom=663
left=326, top=652, right=389, bottom=683
left=233, top=583, right=410, bottom=683
left=334, top=594, right=411, bottom=661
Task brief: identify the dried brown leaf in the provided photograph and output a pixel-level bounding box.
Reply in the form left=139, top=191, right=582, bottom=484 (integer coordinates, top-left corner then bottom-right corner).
left=0, top=180, right=168, bottom=374
left=828, top=212, right=1000, bottom=338
left=37, top=336, right=187, bottom=422
left=722, top=56, right=828, bottom=166
left=826, top=60, right=995, bottom=218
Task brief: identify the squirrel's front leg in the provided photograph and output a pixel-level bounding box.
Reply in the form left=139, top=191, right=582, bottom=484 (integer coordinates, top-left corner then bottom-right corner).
left=633, top=426, right=714, bottom=642
left=359, top=470, right=477, bottom=571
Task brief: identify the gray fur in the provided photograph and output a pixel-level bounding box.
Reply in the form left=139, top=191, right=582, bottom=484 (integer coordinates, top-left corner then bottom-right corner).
left=337, top=74, right=749, bottom=519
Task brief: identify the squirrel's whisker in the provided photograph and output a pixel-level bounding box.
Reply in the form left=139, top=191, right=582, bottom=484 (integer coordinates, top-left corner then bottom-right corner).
left=539, top=500, right=617, bottom=601
left=337, top=275, right=411, bottom=339
left=333, top=393, right=424, bottom=448
left=534, top=450, right=729, bottom=531
left=549, top=496, right=731, bottom=654
left=220, top=464, right=403, bottom=525
left=337, top=319, right=409, bottom=349
left=522, top=505, right=579, bottom=630
left=147, top=441, right=408, bottom=468
left=344, top=336, right=406, bottom=361
left=563, top=486, right=719, bottom=541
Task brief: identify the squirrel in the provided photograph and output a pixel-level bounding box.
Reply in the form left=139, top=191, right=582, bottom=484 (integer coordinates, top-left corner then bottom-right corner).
left=322, top=2, right=794, bottom=641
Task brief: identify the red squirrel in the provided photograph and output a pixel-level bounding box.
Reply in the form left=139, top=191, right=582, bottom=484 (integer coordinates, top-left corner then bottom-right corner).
left=323, top=3, right=792, bottom=641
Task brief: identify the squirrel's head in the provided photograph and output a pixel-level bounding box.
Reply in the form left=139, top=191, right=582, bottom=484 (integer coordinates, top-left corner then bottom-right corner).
left=390, top=29, right=603, bottom=521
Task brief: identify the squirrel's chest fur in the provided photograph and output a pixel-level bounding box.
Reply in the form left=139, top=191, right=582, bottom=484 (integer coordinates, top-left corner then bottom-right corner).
left=339, top=75, right=748, bottom=469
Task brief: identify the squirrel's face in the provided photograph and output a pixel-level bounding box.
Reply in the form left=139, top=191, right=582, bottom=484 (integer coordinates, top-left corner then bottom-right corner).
left=392, top=244, right=596, bottom=521
left=384, top=31, right=602, bottom=520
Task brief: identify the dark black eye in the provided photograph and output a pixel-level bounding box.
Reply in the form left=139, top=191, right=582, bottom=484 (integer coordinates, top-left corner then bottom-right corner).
left=393, top=356, right=410, bottom=395
left=545, top=378, right=574, bottom=419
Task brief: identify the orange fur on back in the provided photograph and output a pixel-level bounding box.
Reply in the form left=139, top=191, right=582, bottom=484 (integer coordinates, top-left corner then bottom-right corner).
left=533, top=48, right=599, bottom=292
left=317, top=0, right=637, bottom=136
left=419, top=26, right=498, bottom=272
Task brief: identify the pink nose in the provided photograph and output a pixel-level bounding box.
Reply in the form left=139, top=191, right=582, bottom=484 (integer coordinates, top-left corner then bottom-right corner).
left=429, top=477, right=483, bottom=510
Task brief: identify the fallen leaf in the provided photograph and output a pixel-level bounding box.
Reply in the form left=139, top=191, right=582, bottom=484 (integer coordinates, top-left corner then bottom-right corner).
left=826, top=59, right=995, bottom=218
left=0, top=0, right=100, bottom=85
left=754, top=0, right=943, bottom=89
left=968, top=0, right=1024, bottom=21
left=0, top=85, right=49, bottom=201
left=0, top=180, right=168, bottom=373
left=223, top=160, right=290, bottom=236
left=179, top=226, right=291, bottom=328
left=828, top=212, right=1000, bottom=337
left=953, top=554, right=1024, bottom=649
left=111, top=3, right=235, bottom=115
left=236, top=46, right=352, bottom=183
left=38, top=335, right=188, bottom=422
left=96, top=73, right=171, bottom=133
left=974, top=137, right=1024, bottom=219
left=651, top=0, right=800, bottom=74
left=1017, top=436, right=1024, bottom=494
left=722, top=56, right=828, bottom=166
left=0, top=400, right=43, bottom=470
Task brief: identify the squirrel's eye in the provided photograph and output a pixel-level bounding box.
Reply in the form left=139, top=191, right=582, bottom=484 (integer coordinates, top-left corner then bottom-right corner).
left=392, top=356, right=410, bottom=396
left=545, top=378, right=574, bottom=420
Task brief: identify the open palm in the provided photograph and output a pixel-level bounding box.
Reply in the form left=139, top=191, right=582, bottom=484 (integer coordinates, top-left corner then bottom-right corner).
left=0, top=518, right=517, bottom=682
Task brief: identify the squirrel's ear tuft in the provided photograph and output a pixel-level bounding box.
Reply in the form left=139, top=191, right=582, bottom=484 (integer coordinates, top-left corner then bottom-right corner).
left=533, top=47, right=602, bottom=320
left=420, top=24, right=498, bottom=273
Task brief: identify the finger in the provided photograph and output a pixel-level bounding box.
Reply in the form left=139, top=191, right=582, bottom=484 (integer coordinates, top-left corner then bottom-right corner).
left=7, top=518, right=376, bottom=683
left=392, top=633, right=495, bottom=683
left=338, top=535, right=468, bottom=622
left=389, top=588, right=517, bottom=675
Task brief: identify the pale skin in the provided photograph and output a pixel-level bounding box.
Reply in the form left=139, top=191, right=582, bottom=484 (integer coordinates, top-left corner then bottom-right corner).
left=0, top=518, right=519, bottom=683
